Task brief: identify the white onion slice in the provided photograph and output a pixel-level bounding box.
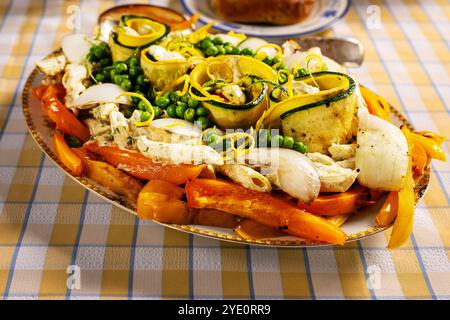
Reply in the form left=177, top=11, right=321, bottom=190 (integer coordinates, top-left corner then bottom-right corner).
left=71, top=83, right=131, bottom=108
left=355, top=114, right=408, bottom=191
left=61, top=33, right=93, bottom=65
left=150, top=118, right=202, bottom=138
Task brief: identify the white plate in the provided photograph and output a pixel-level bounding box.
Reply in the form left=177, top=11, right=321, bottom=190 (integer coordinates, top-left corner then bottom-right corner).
left=180, top=0, right=351, bottom=38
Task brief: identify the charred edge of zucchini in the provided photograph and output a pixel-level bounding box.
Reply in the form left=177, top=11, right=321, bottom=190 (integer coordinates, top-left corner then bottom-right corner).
left=111, top=24, right=170, bottom=50
left=280, top=72, right=356, bottom=120
left=191, top=82, right=268, bottom=111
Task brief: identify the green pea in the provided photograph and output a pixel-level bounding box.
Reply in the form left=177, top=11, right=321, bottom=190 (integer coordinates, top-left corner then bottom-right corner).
left=138, top=100, right=147, bottom=110
left=271, top=134, right=284, bottom=147
left=176, top=103, right=187, bottom=118
left=196, top=116, right=210, bottom=130
left=123, top=105, right=135, bottom=118
left=114, top=62, right=128, bottom=74
left=86, top=52, right=95, bottom=62
left=129, top=66, right=141, bottom=79
left=127, top=57, right=139, bottom=67
left=169, top=91, right=179, bottom=103
left=188, top=98, right=199, bottom=108
left=153, top=106, right=162, bottom=119
left=184, top=108, right=196, bottom=122
left=212, top=37, right=223, bottom=45
left=113, top=74, right=123, bottom=85
left=196, top=106, right=208, bottom=117
left=206, top=132, right=219, bottom=145
left=140, top=111, right=151, bottom=122
left=166, top=104, right=177, bottom=118
left=94, top=73, right=105, bottom=83
left=205, top=46, right=219, bottom=57
left=231, top=47, right=240, bottom=55
left=156, top=96, right=170, bottom=108
left=179, top=94, right=190, bottom=103
left=147, top=88, right=156, bottom=103
left=217, top=45, right=226, bottom=56
left=241, top=48, right=253, bottom=56
left=293, top=141, right=308, bottom=153
left=296, top=68, right=308, bottom=77
left=201, top=39, right=213, bottom=51
left=224, top=42, right=233, bottom=47
left=136, top=74, right=147, bottom=87
left=263, top=57, right=273, bottom=66
left=120, top=79, right=132, bottom=91
left=282, top=136, right=294, bottom=149
left=277, top=64, right=289, bottom=71
left=99, top=57, right=112, bottom=67
left=110, top=69, right=118, bottom=79
left=224, top=45, right=234, bottom=54
left=131, top=91, right=143, bottom=105
left=93, top=46, right=108, bottom=59
left=66, top=136, right=82, bottom=148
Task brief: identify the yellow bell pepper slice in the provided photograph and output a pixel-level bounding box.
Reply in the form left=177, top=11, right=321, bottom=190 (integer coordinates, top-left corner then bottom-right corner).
left=410, top=132, right=446, bottom=162
left=388, top=127, right=415, bottom=249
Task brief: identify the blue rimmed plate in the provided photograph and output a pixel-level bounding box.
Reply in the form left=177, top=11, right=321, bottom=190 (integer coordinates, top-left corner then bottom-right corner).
left=180, top=0, right=351, bottom=38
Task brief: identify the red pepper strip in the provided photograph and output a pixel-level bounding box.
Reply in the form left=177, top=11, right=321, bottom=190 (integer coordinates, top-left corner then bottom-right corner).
left=53, top=130, right=83, bottom=176
left=36, top=85, right=90, bottom=142
left=83, top=142, right=205, bottom=185
left=186, top=178, right=347, bottom=245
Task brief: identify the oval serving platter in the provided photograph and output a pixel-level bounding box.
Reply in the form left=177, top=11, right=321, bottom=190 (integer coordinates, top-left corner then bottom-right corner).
left=22, top=51, right=430, bottom=247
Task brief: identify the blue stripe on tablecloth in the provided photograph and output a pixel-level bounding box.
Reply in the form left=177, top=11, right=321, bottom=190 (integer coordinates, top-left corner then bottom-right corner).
left=188, top=233, right=194, bottom=299
left=416, top=0, right=450, bottom=49
left=128, top=215, right=140, bottom=299
left=2, top=154, right=45, bottom=299
left=357, top=241, right=376, bottom=299
left=65, top=189, right=89, bottom=300
left=303, top=248, right=316, bottom=300
left=410, top=234, right=437, bottom=300
left=245, top=245, right=255, bottom=299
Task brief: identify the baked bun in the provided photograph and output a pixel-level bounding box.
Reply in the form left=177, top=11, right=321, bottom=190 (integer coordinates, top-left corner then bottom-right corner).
left=211, top=0, right=316, bottom=25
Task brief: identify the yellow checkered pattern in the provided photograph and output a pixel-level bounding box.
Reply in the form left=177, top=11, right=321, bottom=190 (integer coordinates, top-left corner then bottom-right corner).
left=0, top=0, right=449, bottom=300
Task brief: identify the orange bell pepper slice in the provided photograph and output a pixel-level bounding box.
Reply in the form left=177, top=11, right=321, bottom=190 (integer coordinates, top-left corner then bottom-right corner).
left=375, top=191, right=399, bottom=227
left=84, top=142, right=205, bottom=185
left=410, top=132, right=446, bottom=162
left=360, top=86, right=391, bottom=122
left=38, top=85, right=90, bottom=142
left=72, top=148, right=143, bottom=203
left=185, top=179, right=347, bottom=245
left=53, top=131, right=83, bottom=176
left=297, top=185, right=368, bottom=216
left=411, top=139, right=428, bottom=179
left=137, top=180, right=194, bottom=224
left=171, top=13, right=200, bottom=31
left=388, top=127, right=416, bottom=249
left=415, top=130, right=445, bottom=144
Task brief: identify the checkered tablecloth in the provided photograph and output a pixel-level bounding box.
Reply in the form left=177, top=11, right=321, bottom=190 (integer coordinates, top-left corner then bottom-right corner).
left=0, top=0, right=449, bottom=300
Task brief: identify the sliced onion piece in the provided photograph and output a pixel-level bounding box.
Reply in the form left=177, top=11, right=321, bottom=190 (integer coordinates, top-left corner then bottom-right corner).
left=71, top=83, right=131, bottom=108
left=150, top=118, right=202, bottom=138
left=355, top=113, right=408, bottom=191
left=61, top=33, right=93, bottom=65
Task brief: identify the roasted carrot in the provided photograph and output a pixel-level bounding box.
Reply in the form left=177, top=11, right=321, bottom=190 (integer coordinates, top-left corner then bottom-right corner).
left=84, top=142, right=205, bottom=185
left=53, top=131, right=83, bottom=176
left=297, top=185, right=367, bottom=216
left=185, top=179, right=347, bottom=244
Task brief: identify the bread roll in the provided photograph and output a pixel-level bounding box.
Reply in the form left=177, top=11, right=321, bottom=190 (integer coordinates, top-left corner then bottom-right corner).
left=211, top=0, right=316, bottom=25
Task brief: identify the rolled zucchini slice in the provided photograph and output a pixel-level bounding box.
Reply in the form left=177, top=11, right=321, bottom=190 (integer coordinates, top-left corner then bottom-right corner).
left=109, top=15, right=170, bottom=62
left=189, top=55, right=278, bottom=129
left=271, top=72, right=358, bottom=154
